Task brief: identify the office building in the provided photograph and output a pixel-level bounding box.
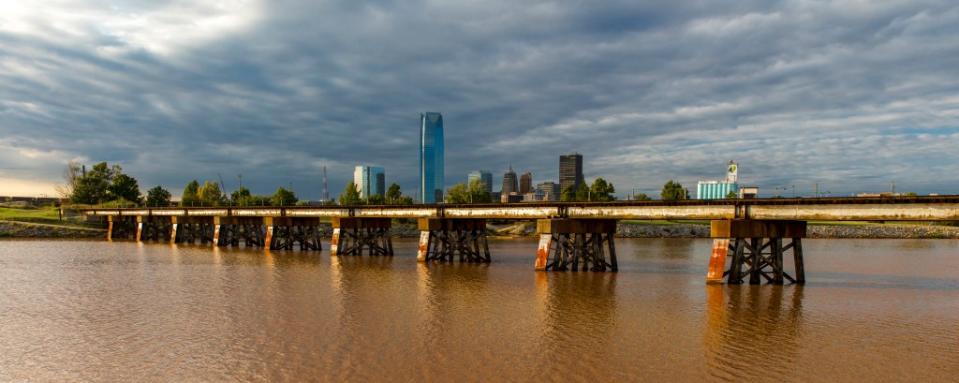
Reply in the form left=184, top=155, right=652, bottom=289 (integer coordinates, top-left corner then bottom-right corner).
left=519, top=172, right=532, bottom=194
left=501, top=166, right=518, bottom=197
left=536, top=182, right=560, bottom=201
left=697, top=161, right=739, bottom=200
left=354, top=166, right=385, bottom=199
left=419, top=112, right=445, bottom=203
left=467, top=170, right=493, bottom=195
left=559, top=153, right=584, bottom=193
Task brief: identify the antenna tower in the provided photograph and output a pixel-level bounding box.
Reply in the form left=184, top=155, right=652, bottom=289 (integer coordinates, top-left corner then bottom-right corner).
left=322, top=166, right=329, bottom=201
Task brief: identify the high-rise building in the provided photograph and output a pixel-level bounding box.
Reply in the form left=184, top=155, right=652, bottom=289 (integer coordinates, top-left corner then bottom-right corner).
left=519, top=172, right=533, bottom=194
left=536, top=182, right=560, bottom=201
left=501, top=166, right=518, bottom=197
left=354, top=166, right=385, bottom=199
left=467, top=170, right=493, bottom=195
left=559, top=153, right=584, bottom=193
left=419, top=112, right=445, bottom=203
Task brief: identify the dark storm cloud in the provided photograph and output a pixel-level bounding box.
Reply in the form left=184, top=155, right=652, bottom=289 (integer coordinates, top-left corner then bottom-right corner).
left=1, top=0, right=958, bottom=198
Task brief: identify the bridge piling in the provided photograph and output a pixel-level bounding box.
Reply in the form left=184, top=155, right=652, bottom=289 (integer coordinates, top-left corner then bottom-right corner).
left=535, top=219, right=618, bottom=272
left=416, top=218, right=490, bottom=263
left=263, top=217, right=322, bottom=251
left=106, top=215, right=136, bottom=241
left=707, top=220, right=807, bottom=285
left=172, top=216, right=215, bottom=245
left=135, top=215, right=172, bottom=242
left=330, top=218, right=392, bottom=256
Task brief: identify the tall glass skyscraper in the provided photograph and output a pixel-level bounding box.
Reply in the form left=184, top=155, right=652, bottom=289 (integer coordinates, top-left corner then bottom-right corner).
left=419, top=112, right=445, bottom=203
left=354, top=165, right=385, bottom=199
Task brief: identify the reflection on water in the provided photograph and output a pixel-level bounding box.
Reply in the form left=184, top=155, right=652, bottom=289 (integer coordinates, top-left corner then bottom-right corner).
left=0, top=238, right=957, bottom=381
left=704, top=285, right=805, bottom=381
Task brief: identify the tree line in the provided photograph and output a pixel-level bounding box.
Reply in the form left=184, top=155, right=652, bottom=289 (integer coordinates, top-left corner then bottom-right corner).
left=61, top=161, right=303, bottom=207
left=61, top=161, right=699, bottom=207
left=338, top=182, right=415, bottom=205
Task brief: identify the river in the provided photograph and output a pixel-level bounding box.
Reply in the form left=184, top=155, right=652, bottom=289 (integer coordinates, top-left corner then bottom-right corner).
left=1, top=238, right=957, bottom=381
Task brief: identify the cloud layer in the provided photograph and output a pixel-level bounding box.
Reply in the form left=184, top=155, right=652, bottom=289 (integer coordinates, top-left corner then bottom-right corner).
left=1, top=0, right=958, bottom=198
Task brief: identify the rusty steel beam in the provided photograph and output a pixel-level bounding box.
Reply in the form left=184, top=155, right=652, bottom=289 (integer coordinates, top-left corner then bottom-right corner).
left=78, top=196, right=959, bottom=221
left=444, top=206, right=559, bottom=219
left=567, top=205, right=735, bottom=220
left=748, top=203, right=959, bottom=221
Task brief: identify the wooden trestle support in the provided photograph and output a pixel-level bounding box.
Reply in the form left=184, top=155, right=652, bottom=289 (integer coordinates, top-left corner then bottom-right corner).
left=210, top=217, right=268, bottom=248
left=106, top=215, right=137, bottom=241
left=330, top=218, right=392, bottom=256
left=258, top=217, right=323, bottom=251
left=170, top=216, right=216, bottom=245
left=534, top=219, right=618, bottom=272
left=136, top=216, right=172, bottom=242
left=707, top=220, right=807, bottom=285
left=416, top=218, right=491, bottom=263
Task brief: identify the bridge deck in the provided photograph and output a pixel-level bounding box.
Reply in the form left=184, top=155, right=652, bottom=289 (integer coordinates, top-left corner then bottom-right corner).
left=78, top=196, right=959, bottom=221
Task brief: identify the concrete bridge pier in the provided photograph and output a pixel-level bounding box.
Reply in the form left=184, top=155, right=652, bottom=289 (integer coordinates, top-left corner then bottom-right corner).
left=535, top=219, right=618, bottom=272
left=106, top=215, right=137, bottom=241
left=330, top=217, right=392, bottom=256
left=416, top=218, right=490, bottom=263
left=707, top=219, right=806, bottom=285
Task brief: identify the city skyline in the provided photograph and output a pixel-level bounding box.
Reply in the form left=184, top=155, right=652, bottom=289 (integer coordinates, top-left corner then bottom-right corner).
left=1, top=2, right=958, bottom=199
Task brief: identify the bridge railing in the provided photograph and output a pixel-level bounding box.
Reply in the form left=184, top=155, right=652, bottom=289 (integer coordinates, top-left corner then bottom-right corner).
left=75, top=195, right=959, bottom=221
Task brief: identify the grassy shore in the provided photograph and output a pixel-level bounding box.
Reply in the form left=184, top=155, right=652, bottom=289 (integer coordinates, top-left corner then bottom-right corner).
left=0, top=206, right=101, bottom=228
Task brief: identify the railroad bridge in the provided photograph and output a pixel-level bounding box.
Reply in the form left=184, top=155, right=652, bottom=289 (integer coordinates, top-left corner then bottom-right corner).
left=80, top=196, right=959, bottom=285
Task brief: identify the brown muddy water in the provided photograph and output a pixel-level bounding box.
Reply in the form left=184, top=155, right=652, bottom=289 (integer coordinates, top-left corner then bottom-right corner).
left=1, top=238, right=957, bottom=382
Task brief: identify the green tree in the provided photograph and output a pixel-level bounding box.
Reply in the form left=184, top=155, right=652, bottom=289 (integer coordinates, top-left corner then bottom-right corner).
left=271, top=187, right=298, bottom=206
left=589, top=178, right=616, bottom=202
left=108, top=173, right=141, bottom=203
left=633, top=193, right=651, bottom=201
left=338, top=182, right=363, bottom=205
left=70, top=162, right=113, bottom=204
left=367, top=194, right=386, bottom=205
left=468, top=179, right=492, bottom=203
left=575, top=182, right=590, bottom=201
left=231, top=187, right=252, bottom=206
left=181, top=180, right=200, bottom=206
left=561, top=185, right=576, bottom=202
left=145, top=186, right=172, bottom=206
left=446, top=183, right=470, bottom=204
left=661, top=180, right=689, bottom=201
left=386, top=183, right=403, bottom=204
left=726, top=191, right=738, bottom=199
left=69, top=162, right=142, bottom=205
left=198, top=181, right=224, bottom=206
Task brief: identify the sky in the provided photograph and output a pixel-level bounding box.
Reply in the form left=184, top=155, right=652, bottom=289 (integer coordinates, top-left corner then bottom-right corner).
left=1, top=0, right=958, bottom=199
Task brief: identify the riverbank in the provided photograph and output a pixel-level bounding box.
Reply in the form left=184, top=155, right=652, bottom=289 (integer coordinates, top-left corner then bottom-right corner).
left=0, top=206, right=105, bottom=238
left=0, top=221, right=105, bottom=238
